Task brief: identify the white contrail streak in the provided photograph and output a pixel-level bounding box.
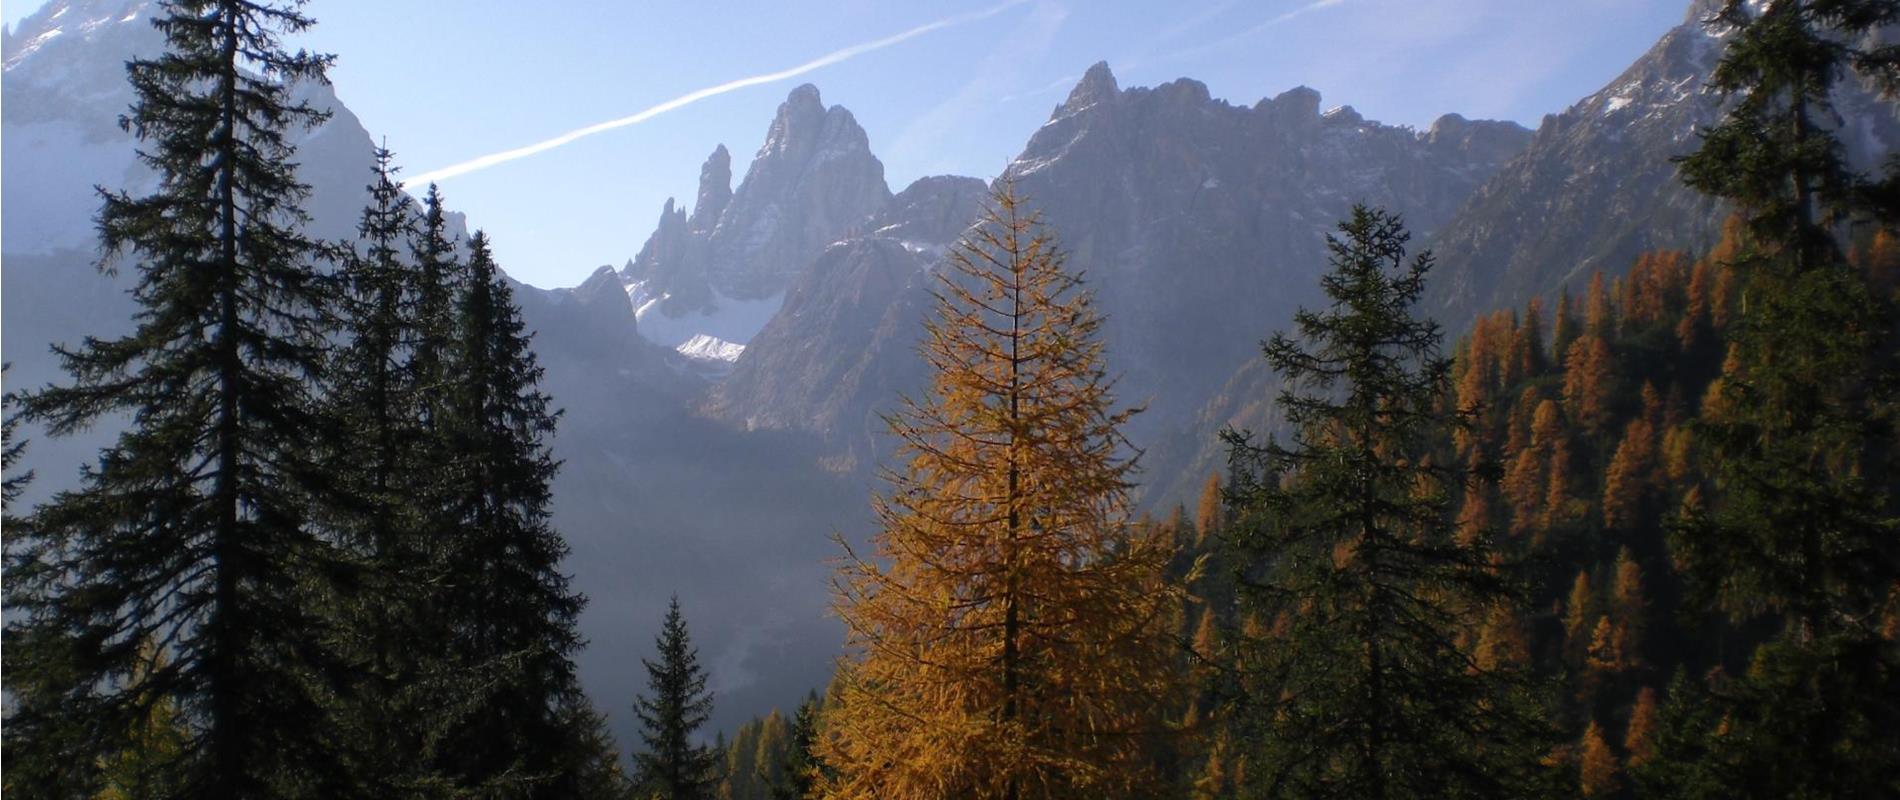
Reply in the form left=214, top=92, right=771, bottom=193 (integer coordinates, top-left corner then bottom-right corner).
left=407, top=0, right=1031, bottom=185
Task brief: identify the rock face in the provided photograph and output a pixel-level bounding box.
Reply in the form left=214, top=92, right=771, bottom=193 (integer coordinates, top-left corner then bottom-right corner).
left=706, top=176, right=986, bottom=459
left=709, top=62, right=1532, bottom=476
left=622, top=84, right=894, bottom=352
left=1424, top=0, right=1900, bottom=326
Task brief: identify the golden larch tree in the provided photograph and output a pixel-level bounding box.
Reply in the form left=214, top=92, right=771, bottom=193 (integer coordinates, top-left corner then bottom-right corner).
left=1625, top=687, right=1661, bottom=770
left=1578, top=721, right=1620, bottom=797
left=820, top=183, right=1179, bottom=800
left=1561, top=334, right=1616, bottom=435
left=1194, top=473, right=1223, bottom=548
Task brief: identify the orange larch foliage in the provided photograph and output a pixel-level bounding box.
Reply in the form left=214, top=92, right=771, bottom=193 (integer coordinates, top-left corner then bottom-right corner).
left=1514, top=297, right=1547, bottom=379
left=1602, top=415, right=1657, bottom=530
left=1622, top=250, right=1689, bottom=328
left=1543, top=432, right=1580, bottom=533
left=1474, top=605, right=1533, bottom=672
left=1585, top=272, right=1615, bottom=337
left=1562, top=334, right=1616, bottom=435
left=1195, top=473, right=1222, bottom=549
left=1553, top=287, right=1580, bottom=362
left=1626, top=687, right=1661, bottom=769
left=1564, top=570, right=1597, bottom=666
left=1504, top=387, right=1543, bottom=457
left=1862, top=228, right=1900, bottom=296
left=1586, top=615, right=1624, bottom=675
left=822, top=184, right=1179, bottom=800
left=1579, top=721, right=1620, bottom=797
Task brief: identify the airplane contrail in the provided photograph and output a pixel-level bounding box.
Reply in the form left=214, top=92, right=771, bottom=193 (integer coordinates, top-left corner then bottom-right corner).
left=407, top=0, right=1032, bottom=185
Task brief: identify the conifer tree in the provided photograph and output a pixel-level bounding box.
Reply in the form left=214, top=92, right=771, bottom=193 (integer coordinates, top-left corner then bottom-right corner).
left=1222, top=206, right=1548, bottom=799
left=1584, top=272, right=1615, bottom=338
left=1624, top=687, right=1661, bottom=770
left=557, top=699, right=638, bottom=800
left=1665, top=1, right=1900, bottom=793
left=633, top=596, right=720, bottom=800
left=1578, top=721, right=1619, bottom=797
left=2, top=1, right=352, bottom=795
left=1564, top=571, right=1598, bottom=668
left=1561, top=335, right=1615, bottom=435
left=1552, top=287, right=1580, bottom=363
left=1609, top=548, right=1647, bottom=668
left=1195, top=472, right=1224, bottom=548
left=1602, top=416, right=1656, bottom=530
left=821, top=182, right=1180, bottom=799
left=433, top=229, right=590, bottom=796
left=769, top=695, right=823, bottom=800
left=320, top=145, right=437, bottom=791
left=2, top=364, right=33, bottom=511
left=409, top=183, right=462, bottom=428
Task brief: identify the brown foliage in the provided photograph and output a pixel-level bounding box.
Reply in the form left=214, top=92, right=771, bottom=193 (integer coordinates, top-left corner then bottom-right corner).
left=821, top=184, right=1179, bottom=799
left=1579, top=721, right=1620, bottom=797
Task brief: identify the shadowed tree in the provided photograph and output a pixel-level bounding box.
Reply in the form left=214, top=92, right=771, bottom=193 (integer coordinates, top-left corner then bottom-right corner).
left=1222, top=205, right=1551, bottom=800
left=1662, top=1, right=1900, bottom=794
left=633, top=596, right=720, bottom=800
left=1, top=1, right=353, bottom=796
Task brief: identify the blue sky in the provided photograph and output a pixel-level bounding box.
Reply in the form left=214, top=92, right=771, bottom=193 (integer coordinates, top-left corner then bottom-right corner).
left=5, top=0, right=1688, bottom=289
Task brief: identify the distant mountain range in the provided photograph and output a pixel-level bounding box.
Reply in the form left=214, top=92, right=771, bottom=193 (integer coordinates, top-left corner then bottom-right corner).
left=6, top=0, right=1895, bottom=743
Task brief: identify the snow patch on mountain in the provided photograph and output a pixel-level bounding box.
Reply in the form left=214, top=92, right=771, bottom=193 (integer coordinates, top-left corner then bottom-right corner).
left=676, top=333, right=746, bottom=363
left=626, top=280, right=784, bottom=350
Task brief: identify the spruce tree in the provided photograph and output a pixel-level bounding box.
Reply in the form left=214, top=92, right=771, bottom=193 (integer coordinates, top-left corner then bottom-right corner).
left=1664, top=2, right=1900, bottom=794
left=2, top=364, right=33, bottom=511
left=409, top=183, right=462, bottom=426
left=632, top=596, right=720, bottom=800
left=320, top=145, right=449, bottom=793
left=769, top=694, right=823, bottom=800
left=1221, top=206, right=1550, bottom=799
left=432, top=229, right=589, bottom=796
left=3, top=1, right=349, bottom=795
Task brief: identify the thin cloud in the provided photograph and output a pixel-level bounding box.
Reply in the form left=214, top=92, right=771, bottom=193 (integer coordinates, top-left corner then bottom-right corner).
left=1160, top=0, right=1347, bottom=64
left=890, top=0, right=1069, bottom=172
left=407, top=0, right=1032, bottom=185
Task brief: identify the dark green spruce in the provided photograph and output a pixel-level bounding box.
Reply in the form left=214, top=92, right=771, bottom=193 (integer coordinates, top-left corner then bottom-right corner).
left=1651, top=1, right=1900, bottom=796
left=2, top=363, right=31, bottom=511
left=1221, top=206, right=1551, bottom=800
left=319, top=144, right=446, bottom=794
left=769, top=693, right=824, bottom=800
left=2, top=0, right=347, bottom=797
left=633, top=596, right=721, bottom=800
left=430, top=229, right=591, bottom=797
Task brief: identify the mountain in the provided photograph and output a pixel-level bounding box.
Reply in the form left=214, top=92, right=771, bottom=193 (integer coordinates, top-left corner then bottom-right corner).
left=1173, top=0, right=1900, bottom=504
left=709, top=62, right=1533, bottom=479
left=703, top=175, right=986, bottom=461
left=621, top=84, right=894, bottom=362
left=1425, top=0, right=1900, bottom=325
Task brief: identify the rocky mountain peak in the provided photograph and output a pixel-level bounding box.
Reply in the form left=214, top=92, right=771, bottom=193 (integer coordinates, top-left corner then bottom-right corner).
left=1063, top=61, right=1120, bottom=111
left=759, top=83, right=831, bottom=160
left=619, top=83, right=893, bottom=354
left=701, top=84, right=890, bottom=301
left=690, top=144, right=731, bottom=233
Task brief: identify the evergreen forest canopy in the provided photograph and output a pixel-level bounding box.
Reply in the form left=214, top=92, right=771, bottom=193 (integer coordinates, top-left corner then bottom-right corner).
left=2, top=0, right=1898, bottom=798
